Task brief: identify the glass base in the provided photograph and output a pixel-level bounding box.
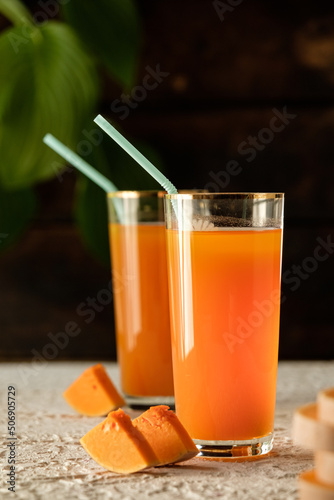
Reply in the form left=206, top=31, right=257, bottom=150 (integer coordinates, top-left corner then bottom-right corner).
left=124, top=394, right=175, bottom=411
left=194, top=433, right=273, bottom=459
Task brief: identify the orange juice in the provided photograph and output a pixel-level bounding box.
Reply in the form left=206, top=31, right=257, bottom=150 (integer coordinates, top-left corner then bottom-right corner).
left=109, top=222, right=173, bottom=397
left=166, top=227, right=282, bottom=441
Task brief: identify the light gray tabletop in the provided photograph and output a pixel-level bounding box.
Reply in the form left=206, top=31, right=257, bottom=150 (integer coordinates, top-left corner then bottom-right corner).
left=1, top=361, right=333, bottom=500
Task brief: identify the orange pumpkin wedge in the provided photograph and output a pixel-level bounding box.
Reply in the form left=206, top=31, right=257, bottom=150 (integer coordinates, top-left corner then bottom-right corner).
left=292, top=403, right=334, bottom=451
left=80, top=409, right=159, bottom=474
left=315, top=450, right=334, bottom=487
left=318, top=388, right=334, bottom=426
left=299, top=469, right=334, bottom=500
left=63, top=363, right=125, bottom=416
left=133, top=405, right=198, bottom=465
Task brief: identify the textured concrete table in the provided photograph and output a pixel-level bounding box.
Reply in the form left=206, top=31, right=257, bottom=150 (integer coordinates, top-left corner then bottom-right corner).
left=1, top=361, right=333, bottom=499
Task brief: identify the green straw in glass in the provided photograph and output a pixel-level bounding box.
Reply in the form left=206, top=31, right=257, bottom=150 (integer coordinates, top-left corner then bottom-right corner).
left=43, top=134, right=118, bottom=193
left=94, top=115, right=178, bottom=195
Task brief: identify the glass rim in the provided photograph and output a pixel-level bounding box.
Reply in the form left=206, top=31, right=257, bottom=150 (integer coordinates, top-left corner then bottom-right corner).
left=164, top=192, right=284, bottom=200
left=107, top=190, right=165, bottom=199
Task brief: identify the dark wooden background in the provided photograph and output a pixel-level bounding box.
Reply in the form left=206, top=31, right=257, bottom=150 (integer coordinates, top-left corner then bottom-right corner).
left=1, top=0, right=334, bottom=360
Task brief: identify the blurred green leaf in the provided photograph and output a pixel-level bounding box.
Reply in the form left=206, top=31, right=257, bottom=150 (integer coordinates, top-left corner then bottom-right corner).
left=0, top=21, right=99, bottom=189
left=0, top=185, right=37, bottom=253
left=75, top=173, right=111, bottom=269
left=62, top=0, right=141, bottom=89
left=74, top=127, right=165, bottom=266
left=0, top=0, right=34, bottom=27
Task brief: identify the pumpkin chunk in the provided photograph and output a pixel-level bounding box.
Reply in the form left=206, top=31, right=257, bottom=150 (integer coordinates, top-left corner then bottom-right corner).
left=318, top=388, right=334, bottom=426
left=133, top=405, right=198, bottom=465
left=293, top=387, right=334, bottom=498
left=80, top=408, right=159, bottom=474
left=299, top=469, right=334, bottom=500
left=63, top=363, right=125, bottom=416
left=292, top=403, right=334, bottom=451
left=315, top=450, right=334, bottom=487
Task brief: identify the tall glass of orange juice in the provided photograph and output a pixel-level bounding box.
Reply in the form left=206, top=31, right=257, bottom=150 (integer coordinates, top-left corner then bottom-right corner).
left=108, top=191, right=174, bottom=408
left=164, top=193, right=284, bottom=457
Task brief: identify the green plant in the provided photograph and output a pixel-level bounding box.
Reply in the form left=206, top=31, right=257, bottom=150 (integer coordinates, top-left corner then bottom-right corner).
left=0, top=0, right=163, bottom=265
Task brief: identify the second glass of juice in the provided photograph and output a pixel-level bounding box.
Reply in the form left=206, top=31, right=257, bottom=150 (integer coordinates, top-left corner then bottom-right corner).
left=164, top=192, right=284, bottom=457
left=108, top=191, right=174, bottom=408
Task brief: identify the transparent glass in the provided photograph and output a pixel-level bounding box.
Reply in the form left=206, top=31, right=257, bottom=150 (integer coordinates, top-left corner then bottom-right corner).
left=164, top=193, right=284, bottom=458
left=108, top=191, right=174, bottom=409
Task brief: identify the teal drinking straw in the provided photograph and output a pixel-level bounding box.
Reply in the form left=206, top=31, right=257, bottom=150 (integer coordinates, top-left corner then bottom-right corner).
left=43, top=134, right=118, bottom=194
left=94, top=115, right=178, bottom=195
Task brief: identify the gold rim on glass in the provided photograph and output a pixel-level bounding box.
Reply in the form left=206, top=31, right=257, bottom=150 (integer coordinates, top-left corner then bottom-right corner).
left=107, top=190, right=165, bottom=199
left=165, top=192, right=284, bottom=200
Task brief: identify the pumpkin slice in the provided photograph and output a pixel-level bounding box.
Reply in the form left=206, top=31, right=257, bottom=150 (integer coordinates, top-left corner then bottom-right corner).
left=133, top=405, right=198, bottom=465
left=63, top=363, right=125, bottom=416
left=80, top=408, right=159, bottom=473
left=315, top=450, right=334, bottom=487
left=292, top=403, right=334, bottom=451
left=318, top=388, right=334, bottom=426
left=299, top=469, right=334, bottom=500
